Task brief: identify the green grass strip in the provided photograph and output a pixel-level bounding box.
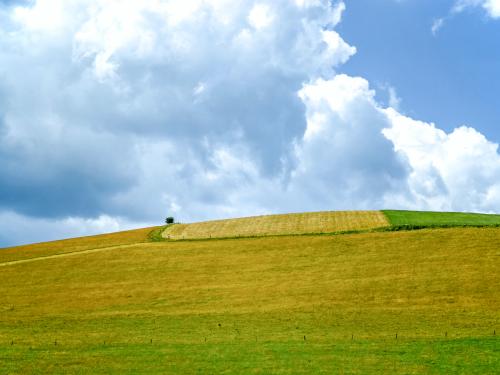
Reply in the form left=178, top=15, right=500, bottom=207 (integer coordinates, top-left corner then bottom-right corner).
left=383, top=210, right=500, bottom=227
left=148, top=226, right=170, bottom=242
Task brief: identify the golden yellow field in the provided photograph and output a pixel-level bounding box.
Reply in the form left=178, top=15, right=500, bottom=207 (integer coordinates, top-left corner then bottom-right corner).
left=0, top=223, right=498, bottom=373
left=0, top=227, right=156, bottom=264
left=162, top=210, right=389, bottom=240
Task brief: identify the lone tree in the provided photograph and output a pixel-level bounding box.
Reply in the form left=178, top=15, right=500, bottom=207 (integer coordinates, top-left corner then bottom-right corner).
left=165, top=216, right=175, bottom=224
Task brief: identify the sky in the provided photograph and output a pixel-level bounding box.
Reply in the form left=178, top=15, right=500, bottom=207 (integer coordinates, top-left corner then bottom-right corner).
left=1, top=0, right=500, bottom=247
left=338, top=0, right=500, bottom=141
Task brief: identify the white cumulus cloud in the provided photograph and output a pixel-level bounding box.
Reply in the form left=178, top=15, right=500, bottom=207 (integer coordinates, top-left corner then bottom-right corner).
left=453, top=0, right=500, bottom=18
left=384, top=110, right=500, bottom=212
left=288, top=75, right=410, bottom=211
left=1, top=0, right=500, bottom=247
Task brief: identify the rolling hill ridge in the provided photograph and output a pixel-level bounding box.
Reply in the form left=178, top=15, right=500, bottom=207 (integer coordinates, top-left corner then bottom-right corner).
left=160, top=209, right=500, bottom=240
left=0, top=210, right=498, bottom=374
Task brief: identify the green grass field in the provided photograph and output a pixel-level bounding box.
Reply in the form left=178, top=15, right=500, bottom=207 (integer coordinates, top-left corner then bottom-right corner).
left=383, top=210, right=500, bottom=228
left=0, top=211, right=499, bottom=374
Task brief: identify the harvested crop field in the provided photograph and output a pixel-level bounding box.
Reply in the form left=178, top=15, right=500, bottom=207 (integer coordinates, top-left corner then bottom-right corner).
left=162, top=210, right=389, bottom=240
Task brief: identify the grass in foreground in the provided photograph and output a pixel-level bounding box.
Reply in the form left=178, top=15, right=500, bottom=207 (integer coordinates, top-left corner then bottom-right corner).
left=162, top=210, right=389, bottom=240
left=0, top=228, right=498, bottom=373
left=383, top=210, right=500, bottom=228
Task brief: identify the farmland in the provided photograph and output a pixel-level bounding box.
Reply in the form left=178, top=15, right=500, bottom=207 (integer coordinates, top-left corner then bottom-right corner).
left=162, top=209, right=500, bottom=241
left=0, top=211, right=499, bottom=374
left=0, top=227, right=155, bottom=264
left=383, top=210, right=500, bottom=228
left=162, top=210, right=389, bottom=240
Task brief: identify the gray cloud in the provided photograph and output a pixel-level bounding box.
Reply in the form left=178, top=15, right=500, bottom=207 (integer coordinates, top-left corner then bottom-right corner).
left=0, top=0, right=354, bottom=244
left=2, top=0, right=500, bottom=247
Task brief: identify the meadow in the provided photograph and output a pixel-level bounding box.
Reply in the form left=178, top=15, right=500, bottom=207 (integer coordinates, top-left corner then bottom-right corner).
left=383, top=210, right=500, bottom=228
left=0, top=214, right=499, bottom=374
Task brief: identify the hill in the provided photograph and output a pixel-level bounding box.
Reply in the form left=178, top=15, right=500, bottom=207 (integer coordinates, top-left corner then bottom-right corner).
left=0, top=227, right=156, bottom=264
left=0, top=211, right=498, bottom=374
left=161, top=209, right=500, bottom=240
left=162, top=210, right=389, bottom=240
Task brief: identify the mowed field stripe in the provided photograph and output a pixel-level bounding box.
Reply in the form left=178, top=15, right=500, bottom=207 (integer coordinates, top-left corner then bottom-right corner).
left=0, top=243, right=145, bottom=267
left=163, top=210, right=389, bottom=240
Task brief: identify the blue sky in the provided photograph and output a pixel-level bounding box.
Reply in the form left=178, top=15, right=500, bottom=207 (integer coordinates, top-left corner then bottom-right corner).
left=339, top=0, right=500, bottom=142
left=1, top=0, right=500, bottom=247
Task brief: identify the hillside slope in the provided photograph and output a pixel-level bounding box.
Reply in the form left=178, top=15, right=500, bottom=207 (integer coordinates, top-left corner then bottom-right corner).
left=0, top=227, right=157, bottom=264
left=0, top=220, right=498, bottom=374
left=161, top=209, right=500, bottom=240
left=162, top=210, right=389, bottom=240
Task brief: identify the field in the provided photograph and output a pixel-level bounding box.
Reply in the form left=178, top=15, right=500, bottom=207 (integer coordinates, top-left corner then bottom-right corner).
left=0, top=212, right=499, bottom=374
left=0, top=227, right=155, bottom=264
left=162, top=210, right=500, bottom=241
left=162, top=211, right=389, bottom=240
left=383, top=210, right=500, bottom=228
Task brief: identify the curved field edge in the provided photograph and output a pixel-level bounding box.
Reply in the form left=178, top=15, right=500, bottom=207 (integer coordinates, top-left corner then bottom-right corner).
left=161, top=210, right=389, bottom=240
left=160, top=209, right=500, bottom=241
left=0, top=227, right=159, bottom=263
left=4, top=210, right=500, bottom=262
